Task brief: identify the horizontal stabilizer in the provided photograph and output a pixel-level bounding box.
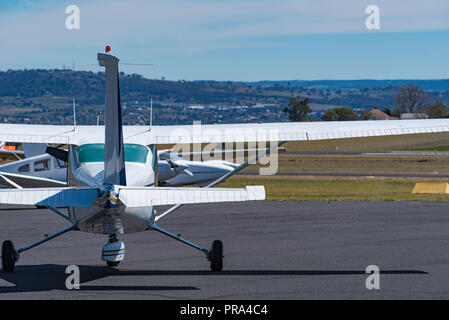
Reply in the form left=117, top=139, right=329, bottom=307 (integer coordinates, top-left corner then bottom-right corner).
left=0, top=187, right=99, bottom=207
left=118, top=186, right=265, bottom=207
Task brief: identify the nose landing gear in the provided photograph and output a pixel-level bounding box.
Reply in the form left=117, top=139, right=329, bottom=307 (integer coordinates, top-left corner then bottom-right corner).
left=102, top=234, right=125, bottom=267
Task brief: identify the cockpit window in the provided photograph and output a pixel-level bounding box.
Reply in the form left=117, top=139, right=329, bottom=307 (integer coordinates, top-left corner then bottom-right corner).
left=76, top=144, right=148, bottom=164
left=123, top=144, right=149, bottom=163
left=76, top=144, right=104, bottom=163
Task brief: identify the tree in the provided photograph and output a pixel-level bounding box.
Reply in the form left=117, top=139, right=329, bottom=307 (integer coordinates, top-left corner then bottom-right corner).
left=283, top=97, right=311, bottom=121
left=426, top=101, right=449, bottom=118
left=382, top=107, right=392, bottom=116
left=321, top=109, right=338, bottom=121
left=321, top=107, right=358, bottom=121
left=358, top=110, right=373, bottom=120
left=395, top=84, right=430, bottom=114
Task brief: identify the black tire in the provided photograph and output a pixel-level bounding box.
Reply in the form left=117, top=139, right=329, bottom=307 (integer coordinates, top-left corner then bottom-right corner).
left=107, top=261, right=120, bottom=267
left=210, top=240, right=223, bottom=272
left=2, top=240, right=16, bottom=273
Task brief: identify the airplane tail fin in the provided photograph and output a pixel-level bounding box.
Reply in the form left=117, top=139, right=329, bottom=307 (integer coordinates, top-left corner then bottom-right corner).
left=98, top=52, right=126, bottom=186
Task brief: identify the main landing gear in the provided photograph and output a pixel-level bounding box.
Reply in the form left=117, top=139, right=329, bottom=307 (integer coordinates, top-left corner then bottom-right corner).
left=2, top=223, right=75, bottom=273
left=2, top=240, right=17, bottom=272
left=2, top=225, right=224, bottom=272
left=149, top=222, right=224, bottom=272
left=209, top=240, right=223, bottom=272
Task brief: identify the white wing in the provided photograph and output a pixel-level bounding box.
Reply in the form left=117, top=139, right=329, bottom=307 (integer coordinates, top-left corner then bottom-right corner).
left=0, top=124, right=149, bottom=145
left=1, top=119, right=449, bottom=145
left=118, top=186, right=265, bottom=207
left=148, top=119, right=449, bottom=144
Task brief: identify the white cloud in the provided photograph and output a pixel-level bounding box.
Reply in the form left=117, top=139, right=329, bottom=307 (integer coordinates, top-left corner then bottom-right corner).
left=0, top=0, right=448, bottom=58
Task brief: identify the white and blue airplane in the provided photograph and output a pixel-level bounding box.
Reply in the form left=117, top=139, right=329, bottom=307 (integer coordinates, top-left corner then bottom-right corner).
left=2, top=49, right=449, bottom=273
left=0, top=144, right=241, bottom=188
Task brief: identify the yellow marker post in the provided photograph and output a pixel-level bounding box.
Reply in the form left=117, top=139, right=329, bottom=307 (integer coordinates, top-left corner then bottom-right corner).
left=412, top=183, right=449, bottom=194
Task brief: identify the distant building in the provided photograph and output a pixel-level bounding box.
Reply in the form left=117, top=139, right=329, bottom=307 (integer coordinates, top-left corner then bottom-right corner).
left=369, top=106, right=396, bottom=120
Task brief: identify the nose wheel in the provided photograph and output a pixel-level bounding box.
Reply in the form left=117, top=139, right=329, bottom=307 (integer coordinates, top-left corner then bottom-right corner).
left=209, top=240, right=223, bottom=272
left=102, top=234, right=125, bottom=267
left=107, top=261, right=120, bottom=267
left=2, top=240, right=17, bottom=273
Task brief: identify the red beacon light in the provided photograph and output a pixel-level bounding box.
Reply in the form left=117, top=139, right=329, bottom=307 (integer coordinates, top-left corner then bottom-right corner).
left=105, top=45, right=111, bottom=53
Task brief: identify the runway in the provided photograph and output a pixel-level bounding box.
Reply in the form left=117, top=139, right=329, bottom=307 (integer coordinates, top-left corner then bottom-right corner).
left=284, top=151, right=449, bottom=156
left=1, top=201, right=449, bottom=299
left=243, top=172, right=449, bottom=178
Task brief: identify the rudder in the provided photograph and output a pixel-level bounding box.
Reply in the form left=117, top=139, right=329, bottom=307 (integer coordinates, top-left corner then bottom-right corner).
left=98, top=52, right=126, bottom=186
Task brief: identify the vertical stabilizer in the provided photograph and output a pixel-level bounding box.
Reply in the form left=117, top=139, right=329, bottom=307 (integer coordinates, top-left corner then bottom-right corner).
left=98, top=52, right=126, bottom=186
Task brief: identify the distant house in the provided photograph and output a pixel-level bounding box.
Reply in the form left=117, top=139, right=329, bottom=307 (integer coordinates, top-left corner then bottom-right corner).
left=369, top=106, right=396, bottom=120
left=400, top=113, right=428, bottom=120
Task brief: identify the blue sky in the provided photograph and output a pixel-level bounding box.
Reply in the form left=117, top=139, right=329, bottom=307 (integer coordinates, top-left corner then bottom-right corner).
left=1, top=0, right=448, bottom=81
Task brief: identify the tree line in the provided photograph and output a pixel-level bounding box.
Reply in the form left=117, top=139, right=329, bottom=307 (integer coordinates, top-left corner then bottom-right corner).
left=283, top=84, right=449, bottom=121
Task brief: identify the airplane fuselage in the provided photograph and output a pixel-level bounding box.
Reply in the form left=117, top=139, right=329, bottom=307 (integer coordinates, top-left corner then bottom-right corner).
left=67, top=143, right=156, bottom=234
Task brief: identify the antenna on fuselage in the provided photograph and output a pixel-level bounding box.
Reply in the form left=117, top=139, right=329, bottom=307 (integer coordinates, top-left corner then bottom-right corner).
left=149, top=98, right=153, bottom=131
left=96, top=112, right=100, bottom=126
left=72, top=98, right=77, bottom=131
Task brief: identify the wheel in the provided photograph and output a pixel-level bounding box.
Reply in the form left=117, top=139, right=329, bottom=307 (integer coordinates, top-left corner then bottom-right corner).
left=210, top=240, right=223, bottom=272
left=107, top=261, right=120, bottom=267
left=2, top=240, right=16, bottom=272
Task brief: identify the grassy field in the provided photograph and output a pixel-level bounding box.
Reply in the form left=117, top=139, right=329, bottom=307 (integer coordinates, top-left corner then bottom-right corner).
left=221, top=175, right=449, bottom=201
left=241, top=153, right=449, bottom=175
left=410, top=145, right=449, bottom=152
left=232, top=134, right=449, bottom=200
left=282, top=132, right=449, bottom=152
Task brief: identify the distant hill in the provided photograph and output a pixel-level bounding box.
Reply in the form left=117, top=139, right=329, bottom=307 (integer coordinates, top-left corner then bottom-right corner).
left=0, top=69, right=448, bottom=125
left=0, top=69, right=293, bottom=106
left=239, top=79, right=449, bottom=91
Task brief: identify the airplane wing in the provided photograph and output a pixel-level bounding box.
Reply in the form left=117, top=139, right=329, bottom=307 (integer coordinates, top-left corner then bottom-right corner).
left=0, top=172, right=67, bottom=188
left=1, top=119, right=449, bottom=146
left=118, top=185, right=265, bottom=207
left=147, top=120, right=449, bottom=144
left=0, top=187, right=99, bottom=207
left=0, top=124, right=151, bottom=145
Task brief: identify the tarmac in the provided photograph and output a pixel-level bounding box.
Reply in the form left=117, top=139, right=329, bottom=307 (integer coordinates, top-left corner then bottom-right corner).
left=243, top=172, right=449, bottom=178
left=1, top=201, right=449, bottom=299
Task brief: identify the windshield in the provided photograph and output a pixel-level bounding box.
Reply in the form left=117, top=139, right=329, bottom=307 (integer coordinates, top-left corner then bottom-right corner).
left=76, top=144, right=148, bottom=164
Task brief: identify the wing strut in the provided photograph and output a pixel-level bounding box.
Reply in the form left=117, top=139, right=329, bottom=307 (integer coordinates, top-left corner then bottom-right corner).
left=154, top=141, right=285, bottom=222
left=0, top=172, right=23, bottom=189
